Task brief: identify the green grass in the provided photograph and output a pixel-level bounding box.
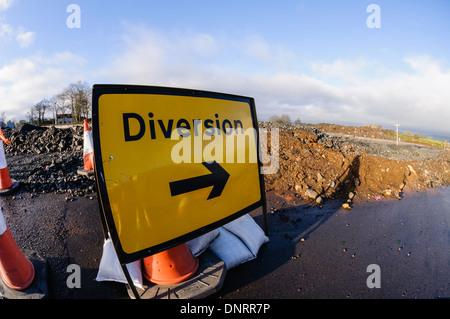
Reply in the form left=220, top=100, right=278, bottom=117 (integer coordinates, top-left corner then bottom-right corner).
left=386, top=133, right=446, bottom=148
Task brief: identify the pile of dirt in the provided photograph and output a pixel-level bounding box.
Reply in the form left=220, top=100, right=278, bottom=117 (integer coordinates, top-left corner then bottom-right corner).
left=1, top=122, right=449, bottom=203
left=2, top=124, right=95, bottom=197
left=4, top=124, right=84, bottom=155
left=262, top=122, right=450, bottom=207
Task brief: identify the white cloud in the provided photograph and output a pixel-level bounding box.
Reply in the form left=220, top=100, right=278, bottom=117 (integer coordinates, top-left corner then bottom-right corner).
left=16, top=29, right=35, bottom=48
left=294, top=55, right=450, bottom=134
left=3, top=23, right=448, bottom=136
left=99, top=26, right=450, bottom=135
left=0, top=0, right=35, bottom=48
left=0, top=52, right=86, bottom=121
left=241, top=34, right=295, bottom=69
left=0, top=23, right=13, bottom=37
left=311, top=58, right=367, bottom=82
left=0, top=23, right=36, bottom=48
left=0, top=0, right=15, bottom=12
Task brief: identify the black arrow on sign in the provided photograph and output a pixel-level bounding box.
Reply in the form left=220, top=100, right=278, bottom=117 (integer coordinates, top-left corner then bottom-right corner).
left=169, top=161, right=230, bottom=200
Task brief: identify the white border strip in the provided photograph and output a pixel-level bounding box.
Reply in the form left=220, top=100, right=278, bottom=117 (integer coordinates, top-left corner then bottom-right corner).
left=0, top=208, right=7, bottom=236
left=0, top=140, right=7, bottom=169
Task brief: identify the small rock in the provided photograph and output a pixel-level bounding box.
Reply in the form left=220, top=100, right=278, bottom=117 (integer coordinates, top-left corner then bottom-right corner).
left=317, top=173, right=325, bottom=183
left=348, top=192, right=355, bottom=200
left=342, top=203, right=352, bottom=210
left=315, top=196, right=323, bottom=205
left=305, top=189, right=318, bottom=200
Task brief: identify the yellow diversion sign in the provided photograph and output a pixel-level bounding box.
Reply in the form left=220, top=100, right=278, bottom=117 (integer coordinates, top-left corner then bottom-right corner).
left=92, top=85, right=266, bottom=263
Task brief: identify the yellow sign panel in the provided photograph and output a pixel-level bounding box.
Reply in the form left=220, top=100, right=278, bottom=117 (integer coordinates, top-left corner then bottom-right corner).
left=93, top=85, right=264, bottom=261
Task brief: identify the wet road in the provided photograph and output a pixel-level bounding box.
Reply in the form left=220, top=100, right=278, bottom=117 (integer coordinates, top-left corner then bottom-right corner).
left=0, top=187, right=449, bottom=299
left=218, top=187, right=450, bottom=299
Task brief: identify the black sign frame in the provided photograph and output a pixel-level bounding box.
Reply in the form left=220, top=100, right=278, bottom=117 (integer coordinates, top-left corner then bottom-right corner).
left=92, top=84, right=268, bottom=268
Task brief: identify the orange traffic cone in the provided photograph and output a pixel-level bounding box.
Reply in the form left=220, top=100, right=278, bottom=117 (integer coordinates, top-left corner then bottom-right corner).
left=77, top=119, right=94, bottom=176
left=0, top=129, right=19, bottom=195
left=142, top=243, right=199, bottom=285
left=0, top=208, right=35, bottom=290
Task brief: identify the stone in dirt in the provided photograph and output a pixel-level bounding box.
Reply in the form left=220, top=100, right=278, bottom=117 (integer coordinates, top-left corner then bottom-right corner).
left=305, top=189, right=318, bottom=200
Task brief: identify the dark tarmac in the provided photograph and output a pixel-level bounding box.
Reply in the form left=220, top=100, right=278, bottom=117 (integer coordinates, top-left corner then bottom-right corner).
left=0, top=186, right=449, bottom=299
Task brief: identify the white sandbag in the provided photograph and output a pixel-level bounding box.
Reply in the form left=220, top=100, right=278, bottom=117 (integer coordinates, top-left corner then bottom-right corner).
left=96, top=237, right=143, bottom=289
left=223, top=214, right=269, bottom=256
left=186, top=229, right=220, bottom=257
left=209, top=227, right=255, bottom=269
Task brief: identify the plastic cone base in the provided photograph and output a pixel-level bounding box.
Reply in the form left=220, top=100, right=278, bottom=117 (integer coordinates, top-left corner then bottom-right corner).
left=128, top=249, right=226, bottom=300
left=77, top=167, right=94, bottom=176
left=0, top=250, right=48, bottom=299
left=0, top=258, right=34, bottom=291
left=0, top=229, right=35, bottom=291
left=143, top=244, right=199, bottom=285
left=0, top=180, right=20, bottom=196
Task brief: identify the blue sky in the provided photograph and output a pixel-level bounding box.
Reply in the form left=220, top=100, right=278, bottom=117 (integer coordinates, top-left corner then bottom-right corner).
left=1, top=0, right=449, bottom=136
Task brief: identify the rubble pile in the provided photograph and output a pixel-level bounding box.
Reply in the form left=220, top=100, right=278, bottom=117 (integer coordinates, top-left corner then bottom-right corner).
left=4, top=124, right=84, bottom=155
left=262, top=122, right=450, bottom=206
left=3, top=124, right=95, bottom=197
left=1, top=122, right=449, bottom=202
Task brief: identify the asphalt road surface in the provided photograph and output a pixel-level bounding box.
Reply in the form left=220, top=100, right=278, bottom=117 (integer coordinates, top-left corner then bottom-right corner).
left=0, top=186, right=449, bottom=299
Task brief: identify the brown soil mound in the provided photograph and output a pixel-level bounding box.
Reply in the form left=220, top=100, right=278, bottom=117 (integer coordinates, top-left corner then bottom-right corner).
left=262, top=122, right=450, bottom=205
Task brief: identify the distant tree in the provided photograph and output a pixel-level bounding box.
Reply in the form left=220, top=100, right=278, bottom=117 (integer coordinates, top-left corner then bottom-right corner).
left=50, top=93, right=66, bottom=124
left=61, top=81, right=91, bottom=123
left=279, top=114, right=291, bottom=124
left=269, top=114, right=292, bottom=124
left=34, top=99, right=50, bottom=126
left=27, top=108, right=38, bottom=125
left=268, top=115, right=279, bottom=122
left=294, top=117, right=302, bottom=125
left=402, top=131, right=414, bottom=137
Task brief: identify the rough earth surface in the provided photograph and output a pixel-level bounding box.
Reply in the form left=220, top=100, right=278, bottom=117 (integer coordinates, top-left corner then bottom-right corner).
left=3, top=124, right=96, bottom=198
left=260, top=122, right=449, bottom=212
left=2, top=122, right=449, bottom=205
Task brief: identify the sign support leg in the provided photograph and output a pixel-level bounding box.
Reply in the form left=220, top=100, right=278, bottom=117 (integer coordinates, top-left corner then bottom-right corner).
left=121, top=263, right=140, bottom=299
